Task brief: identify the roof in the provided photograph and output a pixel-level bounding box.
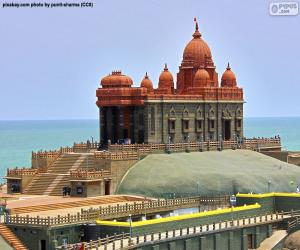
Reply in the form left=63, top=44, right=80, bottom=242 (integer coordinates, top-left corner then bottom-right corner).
left=116, top=150, right=300, bottom=198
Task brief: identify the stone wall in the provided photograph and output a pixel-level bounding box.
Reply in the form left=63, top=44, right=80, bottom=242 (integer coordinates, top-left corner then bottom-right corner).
left=100, top=101, right=243, bottom=145
left=288, top=153, right=300, bottom=167
left=144, top=101, right=243, bottom=144
left=128, top=225, right=270, bottom=250
left=7, top=224, right=83, bottom=250
left=97, top=205, right=262, bottom=237
left=236, top=193, right=300, bottom=213
left=261, top=151, right=289, bottom=162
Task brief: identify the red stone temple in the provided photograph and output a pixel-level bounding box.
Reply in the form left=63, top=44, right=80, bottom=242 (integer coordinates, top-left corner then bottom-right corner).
left=96, top=19, right=244, bottom=145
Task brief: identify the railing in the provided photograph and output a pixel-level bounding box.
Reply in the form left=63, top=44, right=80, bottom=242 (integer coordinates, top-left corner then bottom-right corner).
left=70, top=169, right=111, bottom=180
left=57, top=211, right=286, bottom=250
left=32, top=150, right=60, bottom=159
left=108, top=137, right=281, bottom=154
left=73, top=141, right=99, bottom=153
left=30, top=137, right=281, bottom=159
left=287, top=210, right=300, bottom=232
left=4, top=196, right=229, bottom=227
left=81, top=196, right=229, bottom=217
left=7, top=168, right=40, bottom=177
left=57, top=233, right=130, bottom=250
left=94, top=151, right=139, bottom=160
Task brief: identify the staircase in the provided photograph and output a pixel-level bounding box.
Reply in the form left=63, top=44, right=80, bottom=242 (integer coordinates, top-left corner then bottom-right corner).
left=0, top=224, right=28, bottom=249
left=23, top=153, right=95, bottom=196
left=257, top=230, right=287, bottom=250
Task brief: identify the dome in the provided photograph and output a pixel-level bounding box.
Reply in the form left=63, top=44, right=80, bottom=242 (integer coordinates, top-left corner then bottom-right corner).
left=221, top=63, right=237, bottom=87
left=193, top=68, right=210, bottom=87
left=101, top=71, right=133, bottom=88
left=140, top=72, right=153, bottom=92
left=158, top=64, right=174, bottom=89
left=183, top=20, right=212, bottom=66
left=116, top=150, right=300, bottom=197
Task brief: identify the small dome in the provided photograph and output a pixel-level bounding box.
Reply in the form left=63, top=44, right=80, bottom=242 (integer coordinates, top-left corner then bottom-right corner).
left=193, top=68, right=210, bottom=87
left=140, top=72, right=153, bottom=92
left=101, top=71, right=133, bottom=88
left=221, top=63, right=237, bottom=87
left=183, top=19, right=212, bottom=66
left=158, top=64, right=174, bottom=89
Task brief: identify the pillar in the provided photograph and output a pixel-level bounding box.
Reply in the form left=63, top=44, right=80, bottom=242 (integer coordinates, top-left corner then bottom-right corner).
left=168, top=242, right=176, bottom=250
left=255, top=226, right=260, bottom=248
left=242, top=229, right=248, bottom=250
left=267, top=224, right=272, bottom=237
left=185, top=239, right=192, bottom=250
left=228, top=231, right=234, bottom=250
left=214, top=234, right=221, bottom=250
left=200, top=236, right=207, bottom=250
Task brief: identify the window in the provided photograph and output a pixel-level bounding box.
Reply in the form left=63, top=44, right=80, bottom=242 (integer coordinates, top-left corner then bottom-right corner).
left=210, top=120, right=215, bottom=129
left=197, top=120, right=202, bottom=129
left=236, top=119, right=241, bottom=128
left=183, top=120, right=189, bottom=130
left=76, top=187, right=83, bottom=194
left=171, top=121, right=175, bottom=130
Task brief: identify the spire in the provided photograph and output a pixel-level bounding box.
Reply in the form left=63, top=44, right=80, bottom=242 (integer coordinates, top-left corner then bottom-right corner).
left=164, top=63, right=168, bottom=71
left=193, top=17, right=201, bottom=38
left=227, top=62, right=231, bottom=70
left=145, top=72, right=149, bottom=78
left=194, top=17, right=199, bottom=31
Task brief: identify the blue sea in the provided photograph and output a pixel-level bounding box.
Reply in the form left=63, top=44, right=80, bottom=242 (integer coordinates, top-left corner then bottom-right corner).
left=0, top=117, right=299, bottom=179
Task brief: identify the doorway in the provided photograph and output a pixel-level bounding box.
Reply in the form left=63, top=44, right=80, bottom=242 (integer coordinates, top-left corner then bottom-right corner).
left=247, top=234, right=253, bottom=249
left=104, top=180, right=111, bottom=195
left=224, top=120, right=231, bottom=140
left=40, top=240, right=46, bottom=250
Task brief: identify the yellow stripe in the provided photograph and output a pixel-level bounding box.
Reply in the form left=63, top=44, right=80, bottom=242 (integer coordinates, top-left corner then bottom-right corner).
left=236, top=192, right=300, bottom=198
left=96, top=204, right=261, bottom=227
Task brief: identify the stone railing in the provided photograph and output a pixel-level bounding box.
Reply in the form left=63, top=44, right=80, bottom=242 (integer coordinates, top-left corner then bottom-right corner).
left=32, top=150, right=60, bottom=159
left=81, top=196, right=229, bottom=218
left=7, top=168, right=40, bottom=177
left=108, top=137, right=281, bottom=154
left=4, top=196, right=229, bottom=227
left=57, top=211, right=286, bottom=250
left=94, top=151, right=139, bottom=161
left=73, top=141, right=99, bottom=153
left=70, top=169, right=111, bottom=180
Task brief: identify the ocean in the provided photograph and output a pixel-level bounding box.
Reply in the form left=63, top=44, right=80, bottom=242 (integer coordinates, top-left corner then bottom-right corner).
left=0, top=117, right=299, bottom=179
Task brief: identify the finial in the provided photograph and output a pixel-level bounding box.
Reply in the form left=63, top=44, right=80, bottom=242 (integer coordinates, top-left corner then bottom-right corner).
left=145, top=72, right=148, bottom=78
left=227, top=62, right=231, bottom=70
left=164, top=63, right=168, bottom=71
left=192, top=18, right=201, bottom=38
left=194, top=17, right=198, bottom=31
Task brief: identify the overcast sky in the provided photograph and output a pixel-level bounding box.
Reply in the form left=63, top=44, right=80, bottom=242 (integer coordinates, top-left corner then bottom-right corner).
left=0, top=0, right=299, bottom=120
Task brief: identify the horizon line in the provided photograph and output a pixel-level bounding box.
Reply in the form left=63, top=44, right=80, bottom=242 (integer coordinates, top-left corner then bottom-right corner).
left=0, top=116, right=300, bottom=122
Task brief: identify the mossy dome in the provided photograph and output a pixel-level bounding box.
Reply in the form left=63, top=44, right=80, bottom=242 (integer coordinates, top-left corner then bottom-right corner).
left=116, top=150, right=300, bottom=198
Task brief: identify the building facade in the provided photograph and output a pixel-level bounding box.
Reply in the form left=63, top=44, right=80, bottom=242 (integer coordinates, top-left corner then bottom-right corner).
left=96, top=20, right=244, bottom=145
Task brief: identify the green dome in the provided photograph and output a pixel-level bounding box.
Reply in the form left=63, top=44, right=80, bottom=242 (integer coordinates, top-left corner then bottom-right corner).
left=116, top=150, right=300, bottom=198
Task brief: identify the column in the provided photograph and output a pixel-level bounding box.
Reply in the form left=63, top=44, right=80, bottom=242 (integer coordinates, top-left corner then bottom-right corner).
left=200, top=236, right=207, bottom=250
left=214, top=234, right=221, bottom=250
left=228, top=231, right=234, bottom=250
left=255, top=226, right=260, bottom=248
left=184, top=239, right=192, bottom=250
left=169, top=242, right=176, bottom=250
left=242, top=229, right=248, bottom=250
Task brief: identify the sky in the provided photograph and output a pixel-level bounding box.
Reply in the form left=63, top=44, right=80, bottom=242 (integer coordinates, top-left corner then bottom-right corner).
left=0, top=0, right=299, bottom=120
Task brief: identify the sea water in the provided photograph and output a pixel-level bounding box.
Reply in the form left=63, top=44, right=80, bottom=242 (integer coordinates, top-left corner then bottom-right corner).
left=0, top=117, right=299, bottom=179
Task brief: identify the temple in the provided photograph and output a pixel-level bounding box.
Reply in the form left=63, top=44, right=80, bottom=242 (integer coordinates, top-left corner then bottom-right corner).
left=96, top=19, right=244, bottom=145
